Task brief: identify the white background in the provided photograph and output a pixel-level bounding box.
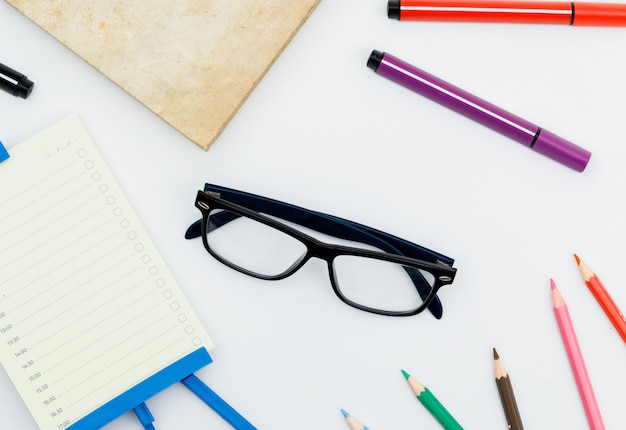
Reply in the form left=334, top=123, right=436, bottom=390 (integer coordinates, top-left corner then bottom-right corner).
left=2, top=1, right=626, bottom=429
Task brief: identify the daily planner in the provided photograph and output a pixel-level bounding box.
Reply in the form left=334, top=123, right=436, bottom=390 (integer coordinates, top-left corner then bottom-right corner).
left=0, top=115, right=215, bottom=429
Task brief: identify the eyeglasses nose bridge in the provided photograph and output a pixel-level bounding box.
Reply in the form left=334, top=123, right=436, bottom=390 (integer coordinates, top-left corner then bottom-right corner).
left=302, top=238, right=336, bottom=263
left=299, top=240, right=341, bottom=289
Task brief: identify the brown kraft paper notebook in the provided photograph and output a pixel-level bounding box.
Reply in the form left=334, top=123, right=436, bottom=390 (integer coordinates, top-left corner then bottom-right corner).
left=6, top=0, right=320, bottom=150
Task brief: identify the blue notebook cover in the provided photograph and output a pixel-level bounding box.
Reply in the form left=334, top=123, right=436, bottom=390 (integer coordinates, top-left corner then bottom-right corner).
left=70, top=348, right=211, bottom=429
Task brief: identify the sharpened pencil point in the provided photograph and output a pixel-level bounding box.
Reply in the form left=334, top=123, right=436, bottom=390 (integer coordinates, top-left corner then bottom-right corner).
left=340, top=408, right=349, bottom=419
left=493, top=347, right=499, bottom=360
left=401, top=369, right=410, bottom=380
left=574, top=253, right=581, bottom=265
left=550, top=278, right=556, bottom=290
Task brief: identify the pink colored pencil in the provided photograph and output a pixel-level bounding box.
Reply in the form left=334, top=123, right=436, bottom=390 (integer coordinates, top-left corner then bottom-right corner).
left=551, top=278, right=605, bottom=430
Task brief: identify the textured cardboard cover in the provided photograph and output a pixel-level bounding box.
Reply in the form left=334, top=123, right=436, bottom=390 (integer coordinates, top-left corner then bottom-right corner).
left=7, top=0, right=320, bottom=150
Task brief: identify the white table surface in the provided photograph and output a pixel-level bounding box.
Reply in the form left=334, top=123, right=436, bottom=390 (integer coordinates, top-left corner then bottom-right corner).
left=2, top=1, right=626, bottom=429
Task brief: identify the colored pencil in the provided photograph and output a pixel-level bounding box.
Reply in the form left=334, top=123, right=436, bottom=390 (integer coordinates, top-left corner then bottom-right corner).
left=341, top=409, right=370, bottom=430
left=551, top=279, right=605, bottom=430
left=493, top=348, right=524, bottom=430
left=574, top=254, right=626, bottom=343
left=401, top=370, right=464, bottom=429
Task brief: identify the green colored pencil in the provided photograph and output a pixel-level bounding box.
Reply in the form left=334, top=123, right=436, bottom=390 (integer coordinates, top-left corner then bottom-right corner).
left=402, top=370, right=464, bottom=430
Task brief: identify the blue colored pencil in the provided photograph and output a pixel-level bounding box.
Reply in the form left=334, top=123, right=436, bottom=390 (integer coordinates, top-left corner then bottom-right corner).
left=341, top=408, right=370, bottom=430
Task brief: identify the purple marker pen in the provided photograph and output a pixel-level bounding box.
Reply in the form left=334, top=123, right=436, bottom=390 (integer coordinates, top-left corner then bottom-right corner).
left=367, top=50, right=591, bottom=172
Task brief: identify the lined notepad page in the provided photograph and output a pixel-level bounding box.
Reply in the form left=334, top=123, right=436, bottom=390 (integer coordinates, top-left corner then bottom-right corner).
left=0, top=115, right=214, bottom=429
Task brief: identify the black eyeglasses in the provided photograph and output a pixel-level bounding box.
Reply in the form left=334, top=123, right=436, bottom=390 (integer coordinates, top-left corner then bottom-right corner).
left=185, top=184, right=457, bottom=318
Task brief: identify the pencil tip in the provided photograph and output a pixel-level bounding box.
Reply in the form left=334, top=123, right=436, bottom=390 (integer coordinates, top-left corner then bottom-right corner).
left=574, top=253, right=580, bottom=265
left=493, top=347, right=499, bottom=360
left=401, top=369, right=410, bottom=380
left=340, top=408, right=349, bottom=418
left=550, top=278, right=556, bottom=290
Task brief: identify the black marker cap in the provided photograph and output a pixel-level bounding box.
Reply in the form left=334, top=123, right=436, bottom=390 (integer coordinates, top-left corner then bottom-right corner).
left=388, top=0, right=401, bottom=19
left=0, top=63, right=34, bottom=99
left=367, top=50, right=384, bottom=72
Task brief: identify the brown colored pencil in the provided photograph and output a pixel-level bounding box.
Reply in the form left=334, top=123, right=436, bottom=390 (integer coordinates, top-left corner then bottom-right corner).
left=493, top=348, right=524, bottom=430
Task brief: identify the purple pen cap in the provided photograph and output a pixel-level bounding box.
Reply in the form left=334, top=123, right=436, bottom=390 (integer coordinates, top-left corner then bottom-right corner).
left=531, top=128, right=591, bottom=172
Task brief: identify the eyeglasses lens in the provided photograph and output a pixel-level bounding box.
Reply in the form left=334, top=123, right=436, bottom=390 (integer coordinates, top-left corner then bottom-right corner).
left=206, top=209, right=307, bottom=277
left=333, top=255, right=435, bottom=313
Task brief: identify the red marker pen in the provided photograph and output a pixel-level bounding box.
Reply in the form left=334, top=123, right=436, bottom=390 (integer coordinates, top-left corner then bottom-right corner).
left=388, top=0, right=626, bottom=26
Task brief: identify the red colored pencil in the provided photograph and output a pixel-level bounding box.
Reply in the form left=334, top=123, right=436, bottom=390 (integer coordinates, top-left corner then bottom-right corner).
left=574, top=254, right=626, bottom=343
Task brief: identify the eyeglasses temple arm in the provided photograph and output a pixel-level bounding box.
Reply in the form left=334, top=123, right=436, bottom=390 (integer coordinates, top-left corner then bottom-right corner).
left=201, top=184, right=454, bottom=267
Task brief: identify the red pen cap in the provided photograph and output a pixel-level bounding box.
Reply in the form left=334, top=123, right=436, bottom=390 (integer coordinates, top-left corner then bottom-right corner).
left=574, top=2, right=626, bottom=26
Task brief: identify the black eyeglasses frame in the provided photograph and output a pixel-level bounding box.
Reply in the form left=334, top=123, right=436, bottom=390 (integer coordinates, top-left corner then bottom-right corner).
left=186, top=184, right=457, bottom=317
